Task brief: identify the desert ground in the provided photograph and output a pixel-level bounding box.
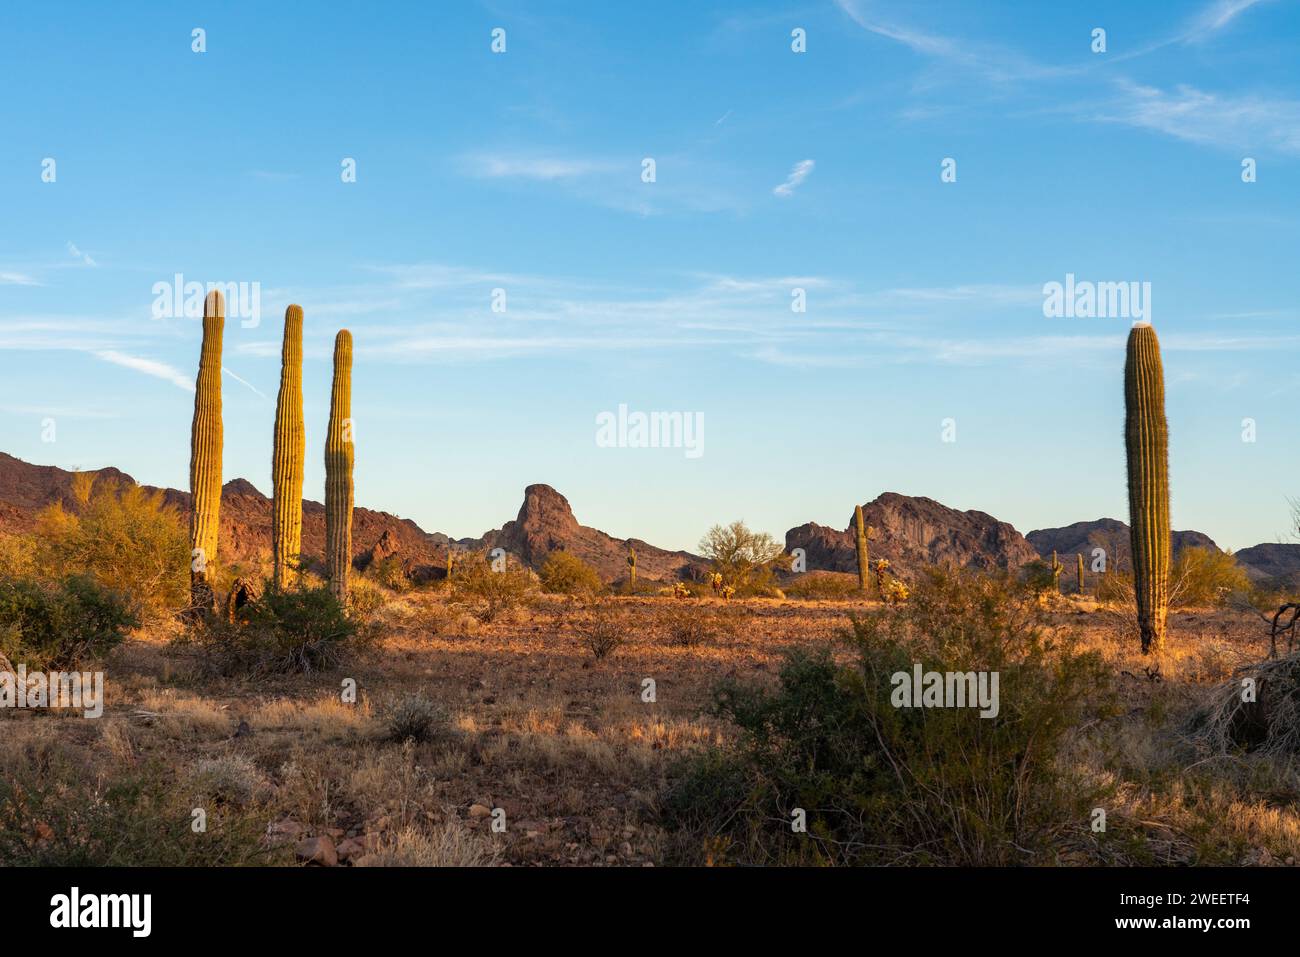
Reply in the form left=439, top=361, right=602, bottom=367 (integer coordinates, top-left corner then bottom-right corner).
left=4, top=585, right=1297, bottom=868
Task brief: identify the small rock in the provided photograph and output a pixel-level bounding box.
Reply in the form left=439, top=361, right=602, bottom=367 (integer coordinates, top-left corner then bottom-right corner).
left=468, top=804, right=491, bottom=819
left=266, top=819, right=304, bottom=845
left=336, top=837, right=366, bottom=862
left=295, top=835, right=338, bottom=867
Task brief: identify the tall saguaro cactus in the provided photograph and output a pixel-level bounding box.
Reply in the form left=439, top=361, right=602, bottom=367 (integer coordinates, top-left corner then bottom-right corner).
left=188, top=290, right=224, bottom=616
left=272, top=305, right=305, bottom=589
left=627, top=546, right=637, bottom=586
left=1124, top=322, right=1171, bottom=654
left=325, top=330, right=354, bottom=602
left=1076, top=553, right=1085, bottom=595
left=854, top=505, right=870, bottom=592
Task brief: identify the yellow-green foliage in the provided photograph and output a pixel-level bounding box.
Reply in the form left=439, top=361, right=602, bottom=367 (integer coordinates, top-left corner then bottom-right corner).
left=540, top=550, right=604, bottom=596
left=272, top=304, right=305, bottom=590
left=1124, top=323, right=1171, bottom=653
left=1171, top=547, right=1251, bottom=607
left=325, top=330, right=354, bottom=602
left=35, top=472, right=189, bottom=621
left=189, top=291, right=224, bottom=612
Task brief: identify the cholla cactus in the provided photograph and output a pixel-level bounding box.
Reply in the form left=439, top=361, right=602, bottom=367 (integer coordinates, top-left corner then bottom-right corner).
left=672, top=581, right=690, bottom=599
left=188, top=290, right=224, bottom=617
left=882, top=578, right=909, bottom=605
left=710, top=572, right=723, bottom=594
left=721, top=584, right=736, bottom=600
left=873, top=558, right=891, bottom=594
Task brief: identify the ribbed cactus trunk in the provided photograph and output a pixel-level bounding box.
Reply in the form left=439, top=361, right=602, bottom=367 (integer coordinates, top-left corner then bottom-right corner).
left=272, top=305, right=305, bottom=590
left=627, top=546, right=637, bottom=586
left=1124, top=322, right=1171, bottom=654
left=188, top=291, right=224, bottom=617
left=854, top=505, right=870, bottom=592
left=325, top=330, right=354, bottom=602
left=1077, top=553, right=1085, bottom=595
left=1050, top=550, right=1063, bottom=593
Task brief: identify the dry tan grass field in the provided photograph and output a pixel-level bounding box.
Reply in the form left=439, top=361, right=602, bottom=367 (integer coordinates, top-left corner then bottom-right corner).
left=4, top=589, right=1298, bottom=868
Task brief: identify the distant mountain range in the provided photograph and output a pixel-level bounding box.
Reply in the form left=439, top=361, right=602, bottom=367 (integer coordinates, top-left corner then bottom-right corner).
left=2, top=451, right=1297, bottom=589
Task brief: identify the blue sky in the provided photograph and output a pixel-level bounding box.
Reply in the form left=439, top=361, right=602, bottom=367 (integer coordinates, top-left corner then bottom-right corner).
left=1, top=0, right=1298, bottom=552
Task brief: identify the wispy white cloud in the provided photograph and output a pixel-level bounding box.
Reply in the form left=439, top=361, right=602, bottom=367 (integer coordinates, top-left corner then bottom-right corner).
left=1185, top=0, right=1271, bottom=40
left=1098, top=80, right=1300, bottom=155
left=773, top=159, right=815, bottom=197
left=95, top=350, right=194, bottom=392
left=1, top=271, right=40, bottom=286
left=465, top=152, right=618, bottom=181
left=66, top=242, right=97, bottom=267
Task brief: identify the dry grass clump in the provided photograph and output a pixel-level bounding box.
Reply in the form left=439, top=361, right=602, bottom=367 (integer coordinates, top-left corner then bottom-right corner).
left=570, top=602, right=629, bottom=660
left=1191, top=652, right=1300, bottom=757
left=187, top=753, right=272, bottom=807
left=353, top=820, right=500, bottom=867
left=656, top=601, right=745, bottom=647
left=383, top=692, right=451, bottom=743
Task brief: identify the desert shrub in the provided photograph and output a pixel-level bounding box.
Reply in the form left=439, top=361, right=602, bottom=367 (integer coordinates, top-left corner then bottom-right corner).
left=1170, top=547, right=1251, bottom=607
left=1191, top=652, right=1300, bottom=756
left=366, top=555, right=411, bottom=593
left=540, top=551, right=604, bottom=596
left=1019, top=559, right=1059, bottom=596
left=34, top=473, right=189, bottom=622
left=658, top=602, right=743, bottom=647
left=784, top=572, right=860, bottom=600
left=572, top=602, right=628, bottom=660
left=0, top=534, right=36, bottom=579
left=186, top=754, right=271, bottom=808
left=0, top=574, right=137, bottom=669
left=384, top=693, right=450, bottom=743
left=662, top=569, right=1113, bottom=865
left=179, top=585, right=368, bottom=677
left=698, top=520, right=788, bottom=594
left=453, top=554, right=535, bottom=622
left=0, top=759, right=271, bottom=866
left=348, top=578, right=388, bottom=620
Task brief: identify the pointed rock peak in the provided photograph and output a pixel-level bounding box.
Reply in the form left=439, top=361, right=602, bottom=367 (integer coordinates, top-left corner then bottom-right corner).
left=516, top=484, right=578, bottom=528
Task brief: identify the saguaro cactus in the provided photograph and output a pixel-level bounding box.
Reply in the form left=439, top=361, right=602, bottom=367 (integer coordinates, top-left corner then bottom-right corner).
left=627, top=546, right=637, bottom=586
left=271, top=305, right=305, bottom=590
left=188, top=290, right=224, bottom=616
left=854, top=505, right=870, bottom=592
left=1124, top=322, right=1171, bottom=654
left=325, top=330, right=354, bottom=602
left=1050, top=550, right=1063, bottom=593
left=1076, top=553, right=1085, bottom=595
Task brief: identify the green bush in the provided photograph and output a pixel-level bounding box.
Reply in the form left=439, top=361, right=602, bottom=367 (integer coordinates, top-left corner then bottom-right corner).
left=0, top=575, right=137, bottom=670
left=180, top=585, right=368, bottom=676
left=35, top=474, right=189, bottom=622
left=539, top=551, right=604, bottom=596
left=662, top=568, right=1113, bottom=866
